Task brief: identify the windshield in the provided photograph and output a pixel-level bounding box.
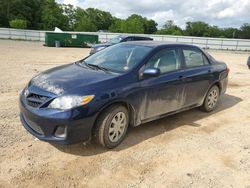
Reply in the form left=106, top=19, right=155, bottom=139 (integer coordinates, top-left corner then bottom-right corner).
left=108, top=36, right=123, bottom=44
left=83, top=43, right=152, bottom=73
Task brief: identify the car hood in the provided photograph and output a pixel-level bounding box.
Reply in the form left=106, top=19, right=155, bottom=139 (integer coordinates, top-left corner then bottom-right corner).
left=30, top=62, right=117, bottom=95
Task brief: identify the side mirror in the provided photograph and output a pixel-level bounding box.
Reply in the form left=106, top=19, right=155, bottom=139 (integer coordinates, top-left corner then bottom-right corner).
left=142, top=68, right=160, bottom=78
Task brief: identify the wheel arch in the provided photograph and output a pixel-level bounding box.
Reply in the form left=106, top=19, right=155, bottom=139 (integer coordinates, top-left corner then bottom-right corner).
left=201, top=81, right=221, bottom=105
left=91, top=100, right=136, bottom=136
left=212, top=81, right=222, bottom=94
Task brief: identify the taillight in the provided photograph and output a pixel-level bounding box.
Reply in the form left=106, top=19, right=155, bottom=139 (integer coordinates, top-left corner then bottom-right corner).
left=226, top=67, right=230, bottom=73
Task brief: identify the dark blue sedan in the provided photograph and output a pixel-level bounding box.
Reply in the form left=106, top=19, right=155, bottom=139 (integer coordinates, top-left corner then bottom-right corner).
left=19, top=41, right=229, bottom=148
left=89, top=35, right=153, bottom=55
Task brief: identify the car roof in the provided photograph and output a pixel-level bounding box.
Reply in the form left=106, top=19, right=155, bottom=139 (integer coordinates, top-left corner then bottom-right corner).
left=118, top=35, right=152, bottom=39
left=123, top=41, right=200, bottom=49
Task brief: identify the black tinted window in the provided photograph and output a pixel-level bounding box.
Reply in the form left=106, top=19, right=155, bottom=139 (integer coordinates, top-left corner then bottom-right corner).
left=137, top=37, right=152, bottom=41
left=183, top=49, right=209, bottom=68
left=124, top=37, right=133, bottom=41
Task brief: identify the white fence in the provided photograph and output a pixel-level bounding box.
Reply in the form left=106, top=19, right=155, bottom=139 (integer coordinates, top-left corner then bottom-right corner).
left=1, top=27, right=250, bottom=50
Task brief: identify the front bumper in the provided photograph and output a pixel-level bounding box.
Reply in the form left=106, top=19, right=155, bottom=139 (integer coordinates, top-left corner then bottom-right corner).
left=19, top=95, right=98, bottom=144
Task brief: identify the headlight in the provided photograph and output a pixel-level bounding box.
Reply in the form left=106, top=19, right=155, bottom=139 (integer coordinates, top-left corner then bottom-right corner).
left=48, top=95, right=95, bottom=110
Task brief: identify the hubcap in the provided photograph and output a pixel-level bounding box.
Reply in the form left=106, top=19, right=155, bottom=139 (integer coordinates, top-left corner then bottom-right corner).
left=108, top=112, right=126, bottom=143
left=207, top=89, right=218, bottom=109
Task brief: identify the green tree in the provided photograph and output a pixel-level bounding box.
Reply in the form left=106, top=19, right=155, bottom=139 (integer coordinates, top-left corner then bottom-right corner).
left=1, top=0, right=42, bottom=29
left=238, top=23, right=250, bottom=39
left=157, top=20, right=183, bottom=35
left=144, top=19, right=158, bottom=34
left=123, top=15, right=144, bottom=33
left=207, top=26, right=222, bottom=37
left=74, top=7, right=98, bottom=32
left=185, top=21, right=210, bottom=37
left=109, top=16, right=145, bottom=33
left=2, top=0, right=250, bottom=40
left=75, top=17, right=97, bottom=32
left=9, top=18, right=27, bottom=29
left=74, top=7, right=87, bottom=21
left=0, top=0, right=11, bottom=27
left=124, top=14, right=157, bottom=34
left=221, top=28, right=239, bottom=38
left=40, top=0, right=69, bottom=30
left=61, top=4, right=76, bottom=30
left=85, top=8, right=113, bottom=31
left=109, top=18, right=123, bottom=33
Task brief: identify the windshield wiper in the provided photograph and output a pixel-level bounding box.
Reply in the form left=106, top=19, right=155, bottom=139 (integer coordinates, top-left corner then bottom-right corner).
left=81, top=60, right=95, bottom=70
left=85, top=63, right=112, bottom=73
left=81, top=60, right=100, bottom=71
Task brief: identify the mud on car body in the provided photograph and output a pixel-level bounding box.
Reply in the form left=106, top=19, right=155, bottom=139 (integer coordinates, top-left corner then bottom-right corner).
left=19, top=41, right=229, bottom=148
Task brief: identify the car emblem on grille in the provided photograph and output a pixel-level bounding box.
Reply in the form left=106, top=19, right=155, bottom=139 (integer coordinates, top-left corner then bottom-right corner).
left=24, top=89, right=30, bottom=97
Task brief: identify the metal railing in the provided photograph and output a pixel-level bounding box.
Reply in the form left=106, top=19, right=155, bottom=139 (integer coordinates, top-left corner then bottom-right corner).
left=1, top=27, right=250, bottom=50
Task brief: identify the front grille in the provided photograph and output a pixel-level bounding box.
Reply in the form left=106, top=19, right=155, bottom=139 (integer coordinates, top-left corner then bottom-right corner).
left=26, top=93, right=49, bottom=108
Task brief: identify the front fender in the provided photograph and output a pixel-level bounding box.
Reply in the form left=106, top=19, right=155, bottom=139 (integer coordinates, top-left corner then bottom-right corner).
left=97, top=98, right=138, bottom=127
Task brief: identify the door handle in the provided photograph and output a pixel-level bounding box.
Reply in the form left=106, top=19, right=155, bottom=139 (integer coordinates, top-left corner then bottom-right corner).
left=208, top=69, right=212, bottom=73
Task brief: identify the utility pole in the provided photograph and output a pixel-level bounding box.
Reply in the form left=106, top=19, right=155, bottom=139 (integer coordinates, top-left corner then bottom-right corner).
left=233, top=30, right=236, bottom=38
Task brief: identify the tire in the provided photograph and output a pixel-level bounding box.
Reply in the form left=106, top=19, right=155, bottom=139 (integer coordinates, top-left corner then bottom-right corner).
left=201, top=85, right=220, bottom=112
left=248, top=65, right=250, bottom=69
left=94, top=105, right=129, bottom=149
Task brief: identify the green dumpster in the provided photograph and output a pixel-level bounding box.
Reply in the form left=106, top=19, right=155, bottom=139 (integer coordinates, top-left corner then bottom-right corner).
left=45, top=32, right=98, bottom=47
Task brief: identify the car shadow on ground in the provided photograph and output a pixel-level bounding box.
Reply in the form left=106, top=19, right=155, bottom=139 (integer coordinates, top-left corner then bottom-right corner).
left=52, top=94, right=242, bottom=156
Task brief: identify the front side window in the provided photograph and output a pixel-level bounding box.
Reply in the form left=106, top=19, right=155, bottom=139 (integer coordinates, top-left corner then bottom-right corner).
left=183, top=48, right=210, bottom=68
left=83, top=43, right=152, bottom=73
left=145, top=48, right=181, bottom=74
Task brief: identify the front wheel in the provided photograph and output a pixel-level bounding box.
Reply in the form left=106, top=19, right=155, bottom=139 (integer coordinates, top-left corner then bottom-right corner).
left=201, top=85, right=220, bottom=112
left=94, top=105, right=129, bottom=149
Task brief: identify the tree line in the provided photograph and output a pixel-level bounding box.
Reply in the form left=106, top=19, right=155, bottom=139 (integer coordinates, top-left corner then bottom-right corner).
left=1, top=0, right=250, bottom=39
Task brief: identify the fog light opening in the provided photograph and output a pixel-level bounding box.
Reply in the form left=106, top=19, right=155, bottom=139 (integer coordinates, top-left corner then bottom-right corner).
left=54, top=126, right=67, bottom=138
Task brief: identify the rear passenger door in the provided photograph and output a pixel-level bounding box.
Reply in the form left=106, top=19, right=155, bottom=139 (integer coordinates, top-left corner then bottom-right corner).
left=181, top=47, right=214, bottom=108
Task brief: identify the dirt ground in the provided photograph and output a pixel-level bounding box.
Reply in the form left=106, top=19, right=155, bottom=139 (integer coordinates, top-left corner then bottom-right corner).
left=0, top=40, right=250, bottom=188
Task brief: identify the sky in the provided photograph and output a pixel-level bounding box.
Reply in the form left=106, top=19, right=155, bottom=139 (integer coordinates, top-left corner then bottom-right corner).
left=57, top=0, right=250, bottom=28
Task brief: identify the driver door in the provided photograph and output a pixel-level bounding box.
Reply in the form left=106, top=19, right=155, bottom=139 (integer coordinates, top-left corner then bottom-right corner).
left=139, top=47, right=185, bottom=121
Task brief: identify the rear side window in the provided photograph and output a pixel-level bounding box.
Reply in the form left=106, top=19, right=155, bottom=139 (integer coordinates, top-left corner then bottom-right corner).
left=145, top=48, right=181, bottom=74
left=183, top=49, right=210, bottom=68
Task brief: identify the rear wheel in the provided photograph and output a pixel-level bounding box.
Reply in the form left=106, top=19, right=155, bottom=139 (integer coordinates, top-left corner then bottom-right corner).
left=94, top=105, right=129, bottom=149
left=201, top=85, right=220, bottom=112
left=248, top=65, right=250, bottom=69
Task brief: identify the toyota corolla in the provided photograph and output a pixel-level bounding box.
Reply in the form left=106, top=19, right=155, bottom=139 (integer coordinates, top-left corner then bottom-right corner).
left=19, top=41, right=229, bottom=148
